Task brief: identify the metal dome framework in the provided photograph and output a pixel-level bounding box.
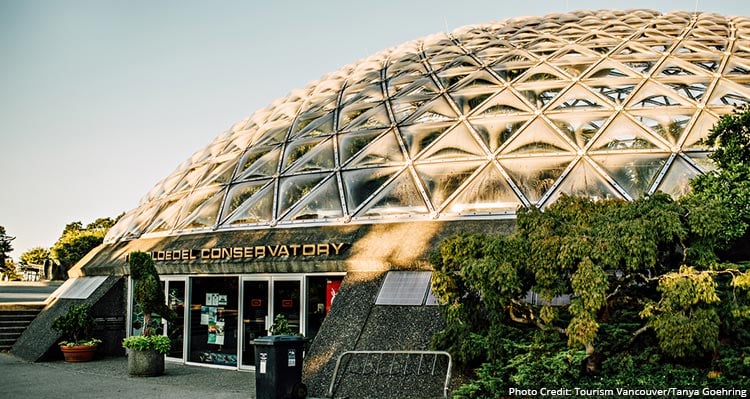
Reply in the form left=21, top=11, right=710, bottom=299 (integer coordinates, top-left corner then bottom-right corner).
left=105, top=9, right=750, bottom=244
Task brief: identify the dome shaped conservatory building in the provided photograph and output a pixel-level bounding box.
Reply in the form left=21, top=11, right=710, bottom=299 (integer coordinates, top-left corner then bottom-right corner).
left=33, top=8, right=750, bottom=386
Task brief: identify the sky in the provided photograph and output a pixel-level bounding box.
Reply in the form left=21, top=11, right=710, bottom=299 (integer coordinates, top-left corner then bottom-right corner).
left=1, top=0, right=749, bottom=259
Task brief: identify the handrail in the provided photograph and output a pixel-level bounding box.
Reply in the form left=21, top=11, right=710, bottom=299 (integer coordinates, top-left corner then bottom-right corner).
left=327, top=350, right=452, bottom=399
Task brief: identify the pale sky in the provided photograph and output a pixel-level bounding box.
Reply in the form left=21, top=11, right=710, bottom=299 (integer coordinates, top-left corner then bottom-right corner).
left=2, top=0, right=748, bottom=259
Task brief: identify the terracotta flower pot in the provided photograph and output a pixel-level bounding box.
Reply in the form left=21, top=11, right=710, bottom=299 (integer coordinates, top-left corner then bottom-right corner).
left=60, top=344, right=98, bottom=362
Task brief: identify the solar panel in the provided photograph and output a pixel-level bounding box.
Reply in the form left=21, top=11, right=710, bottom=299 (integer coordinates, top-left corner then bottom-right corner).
left=375, top=271, right=432, bottom=305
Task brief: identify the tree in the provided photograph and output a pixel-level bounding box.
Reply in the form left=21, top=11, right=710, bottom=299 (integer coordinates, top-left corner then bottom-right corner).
left=51, top=218, right=116, bottom=273
left=19, top=247, right=50, bottom=267
left=0, top=226, right=14, bottom=273
left=430, top=107, right=750, bottom=394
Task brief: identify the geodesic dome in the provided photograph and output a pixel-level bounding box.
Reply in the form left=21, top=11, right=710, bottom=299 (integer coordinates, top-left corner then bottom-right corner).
left=105, top=9, right=750, bottom=244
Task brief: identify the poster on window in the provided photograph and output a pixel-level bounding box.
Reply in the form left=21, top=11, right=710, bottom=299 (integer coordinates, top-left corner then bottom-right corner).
left=206, top=307, right=225, bottom=345
left=326, top=279, right=342, bottom=313
left=200, top=306, right=218, bottom=325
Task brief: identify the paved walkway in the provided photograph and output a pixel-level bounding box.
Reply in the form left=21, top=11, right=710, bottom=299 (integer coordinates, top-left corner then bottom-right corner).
left=0, top=352, right=256, bottom=399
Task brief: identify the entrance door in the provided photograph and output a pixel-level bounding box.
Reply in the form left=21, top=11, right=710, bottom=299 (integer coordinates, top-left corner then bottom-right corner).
left=241, top=280, right=269, bottom=367
left=240, top=277, right=301, bottom=369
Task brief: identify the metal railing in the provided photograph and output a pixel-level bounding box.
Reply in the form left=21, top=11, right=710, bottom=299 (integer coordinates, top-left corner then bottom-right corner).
left=327, top=350, right=452, bottom=399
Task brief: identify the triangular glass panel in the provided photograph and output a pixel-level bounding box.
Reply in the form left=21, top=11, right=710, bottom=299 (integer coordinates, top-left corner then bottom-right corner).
left=198, top=159, right=237, bottom=186
left=416, top=121, right=487, bottom=161
left=449, top=88, right=497, bottom=115
left=253, top=125, right=289, bottom=147
left=627, top=83, right=688, bottom=108
left=342, top=166, right=401, bottom=212
left=590, top=114, right=668, bottom=152
left=543, top=159, right=622, bottom=206
left=684, top=152, right=717, bottom=174
left=576, top=32, right=621, bottom=54
left=548, top=84, right=612, bottom=111
left=235, top=146, right=282, bottom=181
left=277, top=173, right=330, bottom=220
left=548, top=112, right=610, bottom=150
left=517, top=64, right=570, bottom=84
left=399, top=121, right=454, bottom=158
left=664, top=80, right=710, bottom=103
left=655, top=62, right=700, bottom=77
left=414, top=161, right=483, bottom=210
left=498, top=155, right=574, bottom=205
left=144, top=196, right=185, bottom=234
left=357, top=170, right=429, bottom=217
left=473, top=89, right=534, bottom=116
left=404, top=96, right=459, bottom=124
left=338, top=128, right=389, bottom=165
left=684, top=54, right=722, bottom=73
left=221, top=179, right=272, bottom=223
left=339, top=101, right=380, bottom=130
left=630, top=111, right=693, bottom=146
left=708, top=79, right=750, bottom=107
left=471, top=115, right=534, bottom=153
left=341, top=103, right=391, bottom=131
left=345, top=129, right=405, bottom=167
left=583, top=59, right=643, bottom=80
left=289, top=112, right=335, bottom=139
left=500, top=117, right=576, bottom=155
left=443, top=163, right=523, bottom=214
left=223, top=182, right=274, bottom=225
left=682, top=111, right=718, bottom=151
left=284, top=175, right=344, bottom=221
left=436, top=70, right=475, bottom=90
left=390, top=77, right=441, bottom=99
left=171, top=163, right=211, bottom=193
left=390, top=93, right=436, bottom=123
left=590, top=153, right=669, bottom=199
left=453, top=70, right=504, bottom=91
left=282, top=137, right=327, bottom=172
left=587, top=83, right=638, bottom=105
left=175, top=188, right=224, bottom=230
left=724, top=57, right=750, bottom=76
left=284, top=138, right=335, bottom=174
left=655, top=155, right=701, bottom=199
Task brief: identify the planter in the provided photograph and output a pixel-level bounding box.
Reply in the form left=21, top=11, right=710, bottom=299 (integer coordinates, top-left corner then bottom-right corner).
left=127, top=348, right=165, bottom=377
left=60, top=344, right=98, bottom=362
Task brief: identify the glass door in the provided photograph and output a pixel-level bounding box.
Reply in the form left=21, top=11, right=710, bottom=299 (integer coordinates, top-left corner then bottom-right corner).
left=164, top=279, right=186, bottom=360
left=241, top=280, right=269, bottom=368
left=272, top=280, right=301, bottom=334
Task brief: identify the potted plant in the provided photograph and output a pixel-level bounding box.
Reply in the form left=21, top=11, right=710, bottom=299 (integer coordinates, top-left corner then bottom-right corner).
left=51, top=303, right=101, bottom=362
left=122, top=251, right=176, bottom=376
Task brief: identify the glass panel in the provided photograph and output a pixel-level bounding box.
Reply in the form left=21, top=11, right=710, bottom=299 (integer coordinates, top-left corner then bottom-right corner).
left=241, top=280, right=268, bottom=367
left=306, top=276, right=343, bottom=340
left=357, top=171, right=429, bottom=217
left=224, top=182, right=274, bottom=225
left=470, top=116, right=529, bottom=152
left=221, top=179, right=272, bottom=222
left=591, top=153, right=669, bottom=199
left=284, top=138, right=335, bottom=174
left=683, top=111, right=718, bottom=150
left=282, top=137, right=327, bottom=171
left=285, top=176, right=344, bottom=221
left=235, top=147, right=282, bottom=181
left=631, top=112, right=693, bottom=145
left=656, top=155, right=701, bottom=198
left=342, top=167, right=400, bottom=211
left=344, top=130, right=404, bottom=167
left=273, top=280, right=301, bottom=334
left=188, top=277, right=239, bottom=367
left=338, top=128, right=389, bottom=165
left=544, top=159, right=623, bottom=205
left=166, top=281, right=185, bottom=359
left=398, top=121, right=453, bottom=158
left=590, top=115, right=667, bottom=152
left=500, top=118, right=575, bottom=155
left=277, top=173, right=328, bottom=218
left=414, top=161, right=483, bottom=210
left=499, top=156, right=574, bottom=205
left=445, top=163, right=522, bottom=213
left=416, top=122, right=487, bottom=161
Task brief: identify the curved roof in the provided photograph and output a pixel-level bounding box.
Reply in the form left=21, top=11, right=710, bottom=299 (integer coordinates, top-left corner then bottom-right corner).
left=105, top=9, right=750, bottom=244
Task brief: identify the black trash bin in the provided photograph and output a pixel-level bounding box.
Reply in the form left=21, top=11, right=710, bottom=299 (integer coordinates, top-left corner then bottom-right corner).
left=253, top=335, right=307, bottom=399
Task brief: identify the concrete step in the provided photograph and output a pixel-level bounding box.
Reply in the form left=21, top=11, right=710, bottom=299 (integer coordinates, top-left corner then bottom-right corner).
left=0, top=306, right=44, bottom=351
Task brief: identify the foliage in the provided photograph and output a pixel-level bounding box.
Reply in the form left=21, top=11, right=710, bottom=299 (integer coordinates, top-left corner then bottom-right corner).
left=51, top=218, right=117, bottom=270
left=0, top=226, right=13, bottom=275
left=431, top=107, right=750, bottom=396
left=269, top=313, right=299, bottom=336
left=20, top=247, right=50, bottom=266
left=122, top=335, right=171, bottom=354
left=128, top=251, right=175, bottom=337
left=52, top=303, right=99, bottom=346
